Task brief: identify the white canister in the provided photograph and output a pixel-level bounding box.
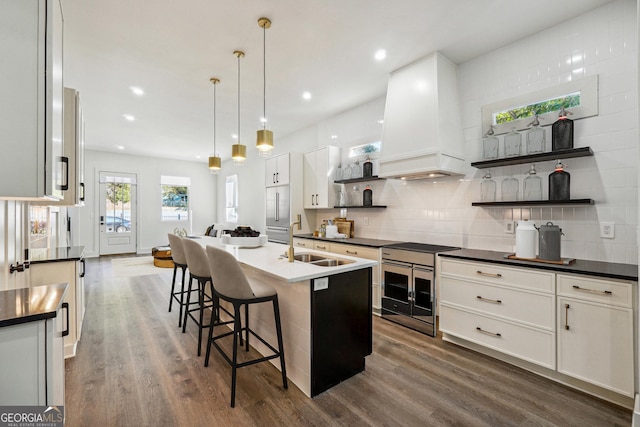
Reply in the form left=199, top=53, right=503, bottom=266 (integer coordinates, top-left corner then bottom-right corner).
left=515, top=220, right=536, bottom=259
left=325, top=224, right=338, bottom=238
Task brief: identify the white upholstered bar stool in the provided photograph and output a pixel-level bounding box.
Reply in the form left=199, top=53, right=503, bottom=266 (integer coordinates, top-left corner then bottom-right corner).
left=181, top=238, right=215, bottom=356
left=167, top=233, right=188, bottom=327
left=204, top=245, right=287, bottom=408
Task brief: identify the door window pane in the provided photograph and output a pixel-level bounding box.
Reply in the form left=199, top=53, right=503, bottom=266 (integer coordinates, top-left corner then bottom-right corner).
left=106, top=182, right=132, bottom=232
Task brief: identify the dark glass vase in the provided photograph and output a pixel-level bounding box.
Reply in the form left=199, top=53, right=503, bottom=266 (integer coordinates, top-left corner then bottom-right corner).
left=549, top=161, right=570, bottom=201
left=552, top=108, right=574, bottom=151
left=363, top=186, right=373, bottom=206
left=363, top=157, right=373, bottom=178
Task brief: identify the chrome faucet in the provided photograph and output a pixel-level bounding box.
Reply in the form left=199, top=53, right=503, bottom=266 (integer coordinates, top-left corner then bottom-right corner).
left=288, top=214, right=302, bottom=262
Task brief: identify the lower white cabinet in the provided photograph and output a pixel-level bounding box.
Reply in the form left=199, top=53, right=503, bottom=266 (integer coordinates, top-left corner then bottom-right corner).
left=439, top=257, right=637, bottom=402
left=557, top=274, right=635, bottom=397
left=30, top=259, right=85, bottom=358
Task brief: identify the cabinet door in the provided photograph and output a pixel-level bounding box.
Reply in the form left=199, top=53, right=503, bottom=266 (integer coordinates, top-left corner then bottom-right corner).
left=314, top=148, right=331, bottom=208
left=275, top=154, right=290, bottom=185
left=265, top=157, right=279, bottom=186
left=557, top=297, right=634, bottom=397
left=0, top=0, right=64, bottom=199
left=303, top=151, right=317, bottom=208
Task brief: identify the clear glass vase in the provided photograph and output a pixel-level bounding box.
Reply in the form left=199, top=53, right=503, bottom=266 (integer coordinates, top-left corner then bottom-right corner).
left=501, top=175, right=519, bottom=201
left=504, top=128, right=522, bottom=157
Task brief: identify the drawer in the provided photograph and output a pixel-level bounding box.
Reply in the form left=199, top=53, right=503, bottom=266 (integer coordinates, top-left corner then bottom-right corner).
left=313, top=242, right=330, bottom=252
left=330, top=243, right=378, bottom=260
left=440, top=259, right=555, bottom=294
left=440, top=304, right=556, bottom=369
left=557, top=274, right=633, bottom=308
left=292, top=238, right=312, bottom=249
left=440, top=276, right=554, bottom=330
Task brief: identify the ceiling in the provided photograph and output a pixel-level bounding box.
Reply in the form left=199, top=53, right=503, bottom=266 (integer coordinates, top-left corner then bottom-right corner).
left=62, top=0, right=615, bottom=164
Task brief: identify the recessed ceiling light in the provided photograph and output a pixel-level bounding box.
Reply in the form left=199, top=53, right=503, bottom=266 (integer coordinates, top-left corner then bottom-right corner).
left=330, top=135, right=338, bottom=140
left=232, top=133, right=238, bottom=140
left=117, top=145, right=124, bottom=150
left=377, top=119, right=384, bottom=124
left=302, top=91, right=312, bottom=100
left=129, top=86, right=144, bottom=96
left=123, top=114, right=135, bottom=121
left=195, top=155, right=201, bottom=159
left=374, top=49, right=387, bottom=61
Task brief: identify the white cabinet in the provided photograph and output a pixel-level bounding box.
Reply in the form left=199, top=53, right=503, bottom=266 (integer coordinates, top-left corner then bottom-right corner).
left=0, top=201, right=30, bottom=291
left=303, top=146, right=340, bottom=209
left=0, top=0, right=65, bottom=200
left=30, top=259, right=85, bottom=358
left=439, top=258, right=556, bottom=369
left=557, top=274, right=634, bottom=397
left=265, top=153, right=290, bottom=187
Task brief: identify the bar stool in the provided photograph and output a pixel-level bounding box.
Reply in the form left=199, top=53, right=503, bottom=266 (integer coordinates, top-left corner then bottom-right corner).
left=204, top=245, right=287, bottom=408
left=167, top=234, right=188, bottom=327
left=181, top=238, right=215, bottom=356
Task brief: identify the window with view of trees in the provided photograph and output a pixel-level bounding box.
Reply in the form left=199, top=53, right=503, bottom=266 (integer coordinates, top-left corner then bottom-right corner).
left=493, top=92, right=581, bottom=125
left=161, top=176, right=190, bottom=221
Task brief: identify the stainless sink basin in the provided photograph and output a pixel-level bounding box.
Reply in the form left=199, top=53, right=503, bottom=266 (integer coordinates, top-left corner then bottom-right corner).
left=310, top=258, right=354, bottom=267
left=293, top=253, right=327, bottom=262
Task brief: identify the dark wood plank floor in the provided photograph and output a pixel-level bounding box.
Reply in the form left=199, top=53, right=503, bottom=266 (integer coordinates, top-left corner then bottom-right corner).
left=64, top=257, right=633, bottom=426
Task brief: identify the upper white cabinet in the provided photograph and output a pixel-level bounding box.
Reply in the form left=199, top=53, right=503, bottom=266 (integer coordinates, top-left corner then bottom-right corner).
left=380, top=52, right=465, bottom=179
left=303, top=146, right=340, bottom=209
left=0, top=0, right=65, bottom=200
left=265, top=153, right=290, bottom=187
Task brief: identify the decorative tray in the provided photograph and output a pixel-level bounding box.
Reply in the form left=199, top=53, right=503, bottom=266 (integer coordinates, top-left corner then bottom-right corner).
left=221, top=235, right=268, bottom=248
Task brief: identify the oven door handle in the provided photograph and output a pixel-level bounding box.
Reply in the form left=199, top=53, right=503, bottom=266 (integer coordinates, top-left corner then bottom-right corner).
left=382, top=260, right=413, bottom=268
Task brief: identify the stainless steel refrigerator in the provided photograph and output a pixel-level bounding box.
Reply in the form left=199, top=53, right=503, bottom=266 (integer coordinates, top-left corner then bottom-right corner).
left=265, top=185, right=290, bottom=244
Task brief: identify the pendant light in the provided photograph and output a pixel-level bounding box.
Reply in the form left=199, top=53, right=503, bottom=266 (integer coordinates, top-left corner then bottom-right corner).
left=256, top=17, right=273, bottom=157
left=208, top=77, right=222, bottom=174
left=232, top=50, right=247, bottom=164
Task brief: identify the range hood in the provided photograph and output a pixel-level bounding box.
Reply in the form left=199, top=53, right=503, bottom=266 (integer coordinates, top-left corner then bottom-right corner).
left=379, top=51, right=466, bottom=180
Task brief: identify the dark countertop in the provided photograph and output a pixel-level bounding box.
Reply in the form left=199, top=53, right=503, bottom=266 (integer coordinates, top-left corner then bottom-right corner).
left=0, top=283, right=68, bottom=327
left=294, top=234, right=403, bottom=248
left=439, top=248, right=638, bottom=282
left=30, top=245, right=85, bottom=264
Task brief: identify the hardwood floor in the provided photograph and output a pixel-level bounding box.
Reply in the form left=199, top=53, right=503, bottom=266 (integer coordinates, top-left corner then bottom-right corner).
left=64, top=257, right=633, bottom=426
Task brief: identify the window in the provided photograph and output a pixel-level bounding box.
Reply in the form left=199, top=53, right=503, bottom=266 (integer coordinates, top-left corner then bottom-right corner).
left=226, top=174, right=238, bottom=223
left=493, top=92, right=581, bottom=125
left=348, top=141, right=381, bottom=158
left=161, top=176, right=190, bottom=221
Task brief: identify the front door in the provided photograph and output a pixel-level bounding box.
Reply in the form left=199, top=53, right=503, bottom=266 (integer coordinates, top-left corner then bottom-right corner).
left=99, top=172, right=137, bottom=255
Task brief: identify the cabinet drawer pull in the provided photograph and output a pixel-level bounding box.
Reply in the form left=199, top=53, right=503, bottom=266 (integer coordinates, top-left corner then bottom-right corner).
left=564, top=303, right=570, bottom=330
left=476, top=295, right=502, bottom=304
left=476, top=327, right=501, bottom=338
left=572, top=285, right=612, bottom=295
left=296, top=242, right=307, bottom=247
left=476, top=270, right=502, bottom=278
left=317, top=245, right=326, bottom=250
left=346, top=250, right=358, bottom=255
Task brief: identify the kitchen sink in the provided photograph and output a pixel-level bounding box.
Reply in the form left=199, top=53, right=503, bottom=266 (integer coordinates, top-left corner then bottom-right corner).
left=293, top=253, right=327, bottom=262
left=310, top=258, right=354, bottom=267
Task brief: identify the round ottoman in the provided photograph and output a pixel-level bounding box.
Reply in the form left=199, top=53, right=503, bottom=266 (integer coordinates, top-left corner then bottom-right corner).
left=152, top=246, right=174, bottom=268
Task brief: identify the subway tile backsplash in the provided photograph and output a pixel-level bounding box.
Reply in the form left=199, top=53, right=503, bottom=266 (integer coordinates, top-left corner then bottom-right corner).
left=303, top=0, right=637, bottom=265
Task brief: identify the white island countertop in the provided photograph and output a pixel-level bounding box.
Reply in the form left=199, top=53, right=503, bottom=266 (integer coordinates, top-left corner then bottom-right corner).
left=191, top=236, right=377, bottom=283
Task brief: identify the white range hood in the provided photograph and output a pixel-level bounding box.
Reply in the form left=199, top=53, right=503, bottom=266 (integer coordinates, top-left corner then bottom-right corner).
left=379, top=51, right=466, bottom=180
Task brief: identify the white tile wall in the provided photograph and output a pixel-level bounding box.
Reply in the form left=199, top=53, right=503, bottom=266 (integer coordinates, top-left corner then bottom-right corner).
left=280, top=0, right=638, bottom=264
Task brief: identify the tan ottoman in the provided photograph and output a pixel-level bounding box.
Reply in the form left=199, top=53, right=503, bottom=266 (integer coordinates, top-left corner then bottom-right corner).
left=152, top=246, right=174, bottom=268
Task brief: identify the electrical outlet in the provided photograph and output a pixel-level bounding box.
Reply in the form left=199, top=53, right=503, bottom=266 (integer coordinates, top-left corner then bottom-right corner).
left=600, top=222, right=615, bottom=239
left=363, top=217, right=369, bottom=226
left=505, top=221, right=515, bottom=234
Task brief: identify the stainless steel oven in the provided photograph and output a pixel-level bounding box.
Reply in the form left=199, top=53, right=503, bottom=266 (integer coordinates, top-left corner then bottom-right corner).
left=381, top=243, right=459, bottom=336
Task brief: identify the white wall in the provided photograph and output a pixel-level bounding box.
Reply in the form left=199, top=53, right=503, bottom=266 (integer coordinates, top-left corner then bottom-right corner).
left=79, top=150, right=217, bottom=257
left=263, top=0, right=638, bottom=265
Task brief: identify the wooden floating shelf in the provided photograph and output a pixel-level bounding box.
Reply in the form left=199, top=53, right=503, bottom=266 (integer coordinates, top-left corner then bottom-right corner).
left=333, top=205, right=387, bottom=209
left=471, top=147, right=593, bottom=169
left=334, top=176, right=385, bottom=184
left=472, top=199, right=595, bottom=207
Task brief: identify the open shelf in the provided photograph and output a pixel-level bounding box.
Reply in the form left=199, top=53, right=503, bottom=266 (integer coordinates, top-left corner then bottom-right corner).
left=471, top=147, right=593, bottom=169
left=334, top=176, right=386, bottom=184
left=333, top=205, right=387, bottom=209
left=472, top=199, right=595, bottom=207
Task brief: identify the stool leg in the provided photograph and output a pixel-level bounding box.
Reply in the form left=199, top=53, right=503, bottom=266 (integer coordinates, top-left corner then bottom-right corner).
left=178, top=265, right=186, bottom=328
left=244, top=304, right=249, bottom=351
left=182, top=275, right=194, bottom=333
left=273, top=296, right=288, bottom=389
left=169, top=264, right=178, bottom=312
left=197, top=278, right=205, bottom=357
left=204, top=294, right=217, bottom=368
left=231, top=304, right=241, bottom=408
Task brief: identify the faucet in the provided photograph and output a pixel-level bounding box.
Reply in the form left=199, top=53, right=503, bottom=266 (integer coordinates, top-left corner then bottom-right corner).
left=288, top=214, right=302, bottom=262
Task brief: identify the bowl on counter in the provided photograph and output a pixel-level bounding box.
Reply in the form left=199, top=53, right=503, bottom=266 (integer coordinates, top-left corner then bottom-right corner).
left=221, top=234, right=268, bottom=248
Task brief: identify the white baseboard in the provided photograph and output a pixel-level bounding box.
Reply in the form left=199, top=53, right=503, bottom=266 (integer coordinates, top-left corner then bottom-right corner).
left=633, top=394, right=640, bottom=427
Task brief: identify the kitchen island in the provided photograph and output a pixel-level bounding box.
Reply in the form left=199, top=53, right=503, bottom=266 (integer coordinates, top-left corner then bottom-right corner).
left=192, top=236, right=377, bottom=397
